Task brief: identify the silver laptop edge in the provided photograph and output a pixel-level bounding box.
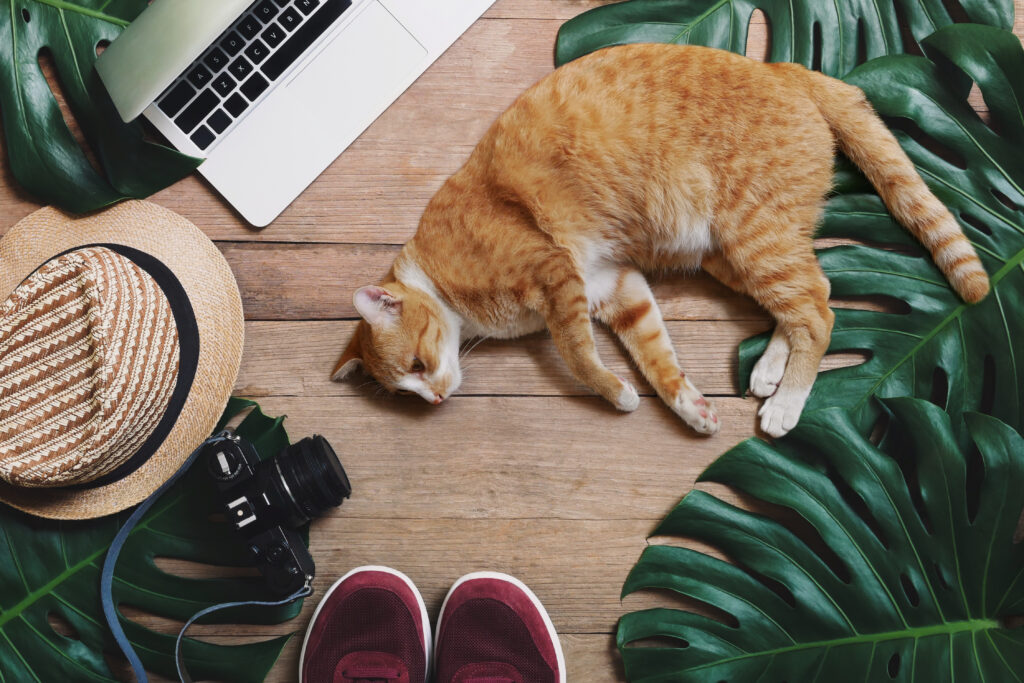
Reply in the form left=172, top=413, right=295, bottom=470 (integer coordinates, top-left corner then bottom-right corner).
left=99, top=0, right=497, bottom=227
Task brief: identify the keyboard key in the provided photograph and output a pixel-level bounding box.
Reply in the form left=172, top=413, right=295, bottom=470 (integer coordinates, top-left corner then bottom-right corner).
left=224, top=93, right=249, bottom=117
left=254, top=0, right=279, bottom=23
left=228, top=56, right=253, bottom=80
left=245, top=39, right=270, bottom=64
left=263, top=0, right=350, bottom=81
left=186, top=64, right=212, bottom=88
left=238, top=14, right=262, bottom=39
left=262, top=23, right=285, bottom=47
left=273, top=0, right=289, bottom=5
left=220, top=31, right=245, bottom=56
left=211, top=72, right=236, bottom=97
left=278, top=7, right=300, bottom=30
left=190, top=125, right=215, bottom=150
left=157, top=81, right=196, bottom=117
left=241, top=73, right=269, bottom=101
left=295, top=0, right=319, bottom=15
left=208, top=109, right=232, bottom=134
left=203, top=47, right=228, bottom=72
left=174, top=90, right=219, bottom=133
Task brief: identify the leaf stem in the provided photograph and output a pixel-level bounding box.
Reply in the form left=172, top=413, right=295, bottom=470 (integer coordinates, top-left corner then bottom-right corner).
left=854, top=241, right=1024, bottom=408
left=29, top=0, right=130, bottom=26
left=646, top=618, right=1001, bottom=674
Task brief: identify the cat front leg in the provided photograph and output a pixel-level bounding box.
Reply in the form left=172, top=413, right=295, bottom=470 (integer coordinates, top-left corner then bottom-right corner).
left=594, top=268, right=720, bottom=435
left=541, top=268, right=639, bottom=412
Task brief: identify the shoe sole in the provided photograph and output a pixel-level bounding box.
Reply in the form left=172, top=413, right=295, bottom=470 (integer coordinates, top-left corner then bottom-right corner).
left=299, top=565, right=432, bottom=683
left=435, top=571, right=567, bottom=683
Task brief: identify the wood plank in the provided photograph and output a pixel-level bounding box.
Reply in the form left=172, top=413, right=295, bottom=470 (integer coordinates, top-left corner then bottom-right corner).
left=222, top=242, right=767, bottom=321
left=137, top=517, right=701, bottom=634
left=238, top=319, right=868, bottom=398
left=243, top=395, right=757, bottom=521
left=484, top=0, right=615, bottom=20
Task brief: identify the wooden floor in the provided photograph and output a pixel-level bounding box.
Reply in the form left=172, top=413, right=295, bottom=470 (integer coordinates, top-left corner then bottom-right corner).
left=2, top=2, right=1023, bottom=681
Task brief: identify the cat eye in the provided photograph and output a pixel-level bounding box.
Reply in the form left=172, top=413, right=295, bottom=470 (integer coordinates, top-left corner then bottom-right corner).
left=410, top=358, right=425, bottom=373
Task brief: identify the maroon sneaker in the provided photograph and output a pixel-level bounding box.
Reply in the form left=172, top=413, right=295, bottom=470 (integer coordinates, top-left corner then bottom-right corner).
left=300, top=566, right=430, bottom=683
left=434, top=572, right=566, bottom=683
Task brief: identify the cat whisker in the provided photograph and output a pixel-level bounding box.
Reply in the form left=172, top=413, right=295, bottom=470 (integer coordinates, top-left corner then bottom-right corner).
left=460, top=335, right=491, bottom=360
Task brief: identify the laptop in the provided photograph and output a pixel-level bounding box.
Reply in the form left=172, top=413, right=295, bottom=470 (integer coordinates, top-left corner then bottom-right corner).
left=96, top=0, right=496, bottom=227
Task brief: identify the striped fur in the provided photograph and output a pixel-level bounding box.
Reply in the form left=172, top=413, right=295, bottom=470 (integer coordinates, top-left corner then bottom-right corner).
left=0, top=248, right=179, bottom=486
left=333, top=44, right=988, bottom=438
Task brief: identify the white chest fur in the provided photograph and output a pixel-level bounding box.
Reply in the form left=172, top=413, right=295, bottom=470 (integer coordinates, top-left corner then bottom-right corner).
left=459, top=311, right=546, bottom=341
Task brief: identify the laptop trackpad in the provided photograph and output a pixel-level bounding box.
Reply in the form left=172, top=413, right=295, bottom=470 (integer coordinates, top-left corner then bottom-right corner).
left=285, top=1, right=426, bottom=131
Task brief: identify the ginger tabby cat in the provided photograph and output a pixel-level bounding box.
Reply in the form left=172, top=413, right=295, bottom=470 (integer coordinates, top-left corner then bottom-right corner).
left=332, top=44, right=989, bottom=438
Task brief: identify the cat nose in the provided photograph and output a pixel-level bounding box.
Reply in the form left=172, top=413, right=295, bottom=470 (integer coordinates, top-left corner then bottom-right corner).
left=431, top=394, right=443, bottom=405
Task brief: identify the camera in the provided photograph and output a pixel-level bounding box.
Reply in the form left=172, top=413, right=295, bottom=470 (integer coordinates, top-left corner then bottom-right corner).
left=205, top=432, right=352, bottom=595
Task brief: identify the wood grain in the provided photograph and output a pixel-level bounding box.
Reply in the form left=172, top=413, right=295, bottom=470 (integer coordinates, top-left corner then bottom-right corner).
left=0, top=2, right=1022, bottom=682
left=230, top=395, right=759, bottom=521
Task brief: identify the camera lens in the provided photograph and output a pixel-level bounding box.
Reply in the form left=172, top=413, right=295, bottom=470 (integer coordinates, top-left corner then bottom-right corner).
left=271, top=435, right=351, bottom=525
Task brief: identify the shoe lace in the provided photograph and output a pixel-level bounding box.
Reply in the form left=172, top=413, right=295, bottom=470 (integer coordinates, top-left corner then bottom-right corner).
left=342, top=666, right=402, bottom=682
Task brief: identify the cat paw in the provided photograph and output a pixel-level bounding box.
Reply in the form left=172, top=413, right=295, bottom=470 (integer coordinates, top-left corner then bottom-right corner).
left=750, top=349, right=787, bottom=398
left=674, top=394, right=720, bottom=435
left=614, top=378, right=640, bottom=412
left=758, top=387, right=810, bottom=438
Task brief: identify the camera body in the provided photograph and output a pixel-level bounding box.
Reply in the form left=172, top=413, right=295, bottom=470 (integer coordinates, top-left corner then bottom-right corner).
left=205, top=432, right=351, bottom=596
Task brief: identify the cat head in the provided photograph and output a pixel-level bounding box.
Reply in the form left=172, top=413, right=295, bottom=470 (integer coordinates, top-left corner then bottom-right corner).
left=332, top=283, right=461, bottom=404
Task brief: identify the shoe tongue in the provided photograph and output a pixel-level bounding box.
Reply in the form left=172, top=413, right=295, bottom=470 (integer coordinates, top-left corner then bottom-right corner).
left=335, top=652, right=409, bottom=683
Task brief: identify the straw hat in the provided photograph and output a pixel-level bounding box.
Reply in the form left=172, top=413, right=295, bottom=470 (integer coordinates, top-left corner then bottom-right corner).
left=0, top=201, right=243, bottom=519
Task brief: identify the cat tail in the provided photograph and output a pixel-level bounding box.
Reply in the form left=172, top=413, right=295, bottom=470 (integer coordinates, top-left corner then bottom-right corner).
left=800, top=68, right=990, bottom=304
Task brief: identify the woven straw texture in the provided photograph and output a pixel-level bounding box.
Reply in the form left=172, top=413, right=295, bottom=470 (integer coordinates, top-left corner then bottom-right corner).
left=0, top=201, right=243, bottom=519
left=0, top=247, right=179, bottom=487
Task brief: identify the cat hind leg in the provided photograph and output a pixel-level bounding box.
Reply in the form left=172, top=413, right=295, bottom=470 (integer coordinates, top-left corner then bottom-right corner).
left=703, top=254, right=790, bottom=398
left=748, top=254, right=832, bottom=438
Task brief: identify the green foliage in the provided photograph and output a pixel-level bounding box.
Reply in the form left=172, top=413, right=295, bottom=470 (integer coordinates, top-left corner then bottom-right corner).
left=0, top=0, right=199, bottom=213
left=554, top=0, right=1013, bottom=75
left=0, top=397, right=305, bottom=682
left=737, top=24, right=1024, bottom=442
left=619, top=398, right=1024, bottom=682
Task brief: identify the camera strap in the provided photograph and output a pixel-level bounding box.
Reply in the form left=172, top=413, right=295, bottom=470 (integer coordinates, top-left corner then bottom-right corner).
left=100, top=433, right=313, bottom=683
left=173, top=582, right=313, bottom=682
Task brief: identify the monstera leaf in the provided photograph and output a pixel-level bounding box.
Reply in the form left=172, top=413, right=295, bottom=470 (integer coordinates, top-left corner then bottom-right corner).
left=0, top=398, right=306, bottom=682
left=0, top=0, right=200, bottom=213
left=619, top=398, right=1024, bottom=681
left=554, top=0, right=1013, bottom=75
left=735, top=24, right=1024, bottom=442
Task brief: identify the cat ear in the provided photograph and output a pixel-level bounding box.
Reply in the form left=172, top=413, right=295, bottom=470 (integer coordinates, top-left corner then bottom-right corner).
left=353, top=286, right=402, bottom=327
left=352, top=282, right=399, bottom=325
left=331, top=328, right=363, bottom=381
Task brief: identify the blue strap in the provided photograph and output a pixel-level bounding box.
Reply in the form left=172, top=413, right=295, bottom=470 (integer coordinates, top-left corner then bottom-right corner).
left=174, top=583, right=312, bottom=682
left=100, top=434, right=312, bottom=682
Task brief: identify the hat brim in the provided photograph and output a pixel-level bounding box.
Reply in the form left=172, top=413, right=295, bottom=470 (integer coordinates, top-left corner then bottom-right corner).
left=0, top=201, right=244, bottom=519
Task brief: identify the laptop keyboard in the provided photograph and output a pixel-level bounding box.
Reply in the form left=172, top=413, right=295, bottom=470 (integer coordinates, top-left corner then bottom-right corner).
left=156, top=0, right=353, bottom=151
